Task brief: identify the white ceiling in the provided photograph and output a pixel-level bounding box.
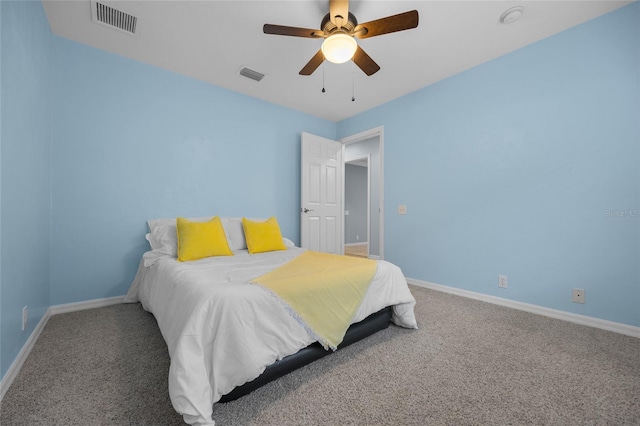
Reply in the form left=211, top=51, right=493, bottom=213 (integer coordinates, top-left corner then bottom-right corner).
left=42, top=0, right=631, bottom=122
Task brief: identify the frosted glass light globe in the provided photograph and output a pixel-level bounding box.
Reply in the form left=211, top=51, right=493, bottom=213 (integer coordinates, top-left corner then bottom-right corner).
left=321, top=34, right=357, bottom=64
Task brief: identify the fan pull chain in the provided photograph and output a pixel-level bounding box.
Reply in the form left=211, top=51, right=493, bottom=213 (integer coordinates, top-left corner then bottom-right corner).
left=351, top=71, right=355, bottom=102
left=322, top=63, right=326, bottom=93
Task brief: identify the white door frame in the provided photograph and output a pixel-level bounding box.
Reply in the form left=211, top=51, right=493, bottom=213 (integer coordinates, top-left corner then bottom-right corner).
left=340, top=126, right=384, bottom=260
left=344, top=154, right=371, bottom=257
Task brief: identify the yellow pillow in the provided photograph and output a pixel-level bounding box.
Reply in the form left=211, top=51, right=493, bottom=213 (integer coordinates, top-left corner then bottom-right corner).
left=176, top=216, right=233, bottom=261
left=242, top=217, right=287, bottom=254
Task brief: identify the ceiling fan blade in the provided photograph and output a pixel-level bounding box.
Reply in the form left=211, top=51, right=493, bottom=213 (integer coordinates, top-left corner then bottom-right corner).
left=263, top=24, right=323, bottom=38
left=354, top=10, right=419, bottom=39
left=352, top=46, right=380, bottom=76
left=329, top=0, right=349, bottom=28
left=299, top=50, right=325, bottom=76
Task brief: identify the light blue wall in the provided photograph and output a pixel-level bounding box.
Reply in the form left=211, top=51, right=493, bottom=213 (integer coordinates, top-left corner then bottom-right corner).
left=1, top=0, right=53, bottom=379
left=50, top=37, right=336, bottom=305
left=338, top=4, right=640, bottom=327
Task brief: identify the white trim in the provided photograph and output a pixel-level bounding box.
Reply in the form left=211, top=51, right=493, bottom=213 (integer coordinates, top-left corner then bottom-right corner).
left=344, top=242, right=368, bottom=247
left=345, top=153, right=371, bottom=257
left=0, top=309, right=51, bottom=400
left=340, top=126, right=384, bottom=144
left=49, top=295, right=123, bottom=315
left=0, top=295, right=124, bottom=401
left=340, top=126, right=384, bottom=260
left=407, top=278, right=640, bottom=339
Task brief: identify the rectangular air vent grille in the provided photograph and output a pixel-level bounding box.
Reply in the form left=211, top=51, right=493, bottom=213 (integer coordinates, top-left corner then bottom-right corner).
left=92, top=2, right=138, bottom=35
left=239, top=67, right=265, bottom=82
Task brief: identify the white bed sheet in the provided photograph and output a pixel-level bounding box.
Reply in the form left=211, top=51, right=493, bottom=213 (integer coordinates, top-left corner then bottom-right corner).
left=124, top=247, right=417, bottom=426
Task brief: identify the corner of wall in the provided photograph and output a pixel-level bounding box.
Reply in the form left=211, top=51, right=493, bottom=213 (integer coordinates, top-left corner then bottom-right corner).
left=0, top=0, right=54, bottom=383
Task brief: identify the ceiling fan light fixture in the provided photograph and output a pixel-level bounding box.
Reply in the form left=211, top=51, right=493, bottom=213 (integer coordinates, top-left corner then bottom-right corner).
left=321, top=33, right=357, bottom=64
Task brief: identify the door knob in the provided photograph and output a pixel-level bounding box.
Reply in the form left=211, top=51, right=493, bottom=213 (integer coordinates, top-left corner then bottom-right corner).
left=302, top=208, right=314, bottom=213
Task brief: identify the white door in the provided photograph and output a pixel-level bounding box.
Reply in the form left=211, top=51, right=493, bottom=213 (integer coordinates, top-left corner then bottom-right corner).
left=300, top=132, right=342, bottom=254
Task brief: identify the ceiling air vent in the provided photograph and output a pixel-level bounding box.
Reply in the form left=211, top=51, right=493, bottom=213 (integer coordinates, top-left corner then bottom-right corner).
left=239, top=67, right=265, bottom=82
left=90, top=1, right=138, bottom=36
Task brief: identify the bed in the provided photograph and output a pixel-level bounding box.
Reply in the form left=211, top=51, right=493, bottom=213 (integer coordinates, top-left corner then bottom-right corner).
left=124, top=216, right=417, bottom=426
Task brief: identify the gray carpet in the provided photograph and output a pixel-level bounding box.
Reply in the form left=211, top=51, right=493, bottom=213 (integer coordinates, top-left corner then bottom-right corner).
left=1, top=286, right=639, bottom=425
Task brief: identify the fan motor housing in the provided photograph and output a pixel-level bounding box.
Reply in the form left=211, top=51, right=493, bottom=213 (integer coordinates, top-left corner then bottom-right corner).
left=321, top=12, right=358, bottom=35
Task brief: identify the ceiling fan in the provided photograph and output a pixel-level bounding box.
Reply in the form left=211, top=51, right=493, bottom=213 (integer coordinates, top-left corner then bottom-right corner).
left=263, top=0, right=419, bottom=76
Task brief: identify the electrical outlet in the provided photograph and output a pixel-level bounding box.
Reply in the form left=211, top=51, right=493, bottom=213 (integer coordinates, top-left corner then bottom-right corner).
left=498, top=275, right=508, bottom=288
left=22, top=306, right=28, bottom=331
left=572, top=288, right=585, bottom=304
left=398, top=205, right=407, bottom=215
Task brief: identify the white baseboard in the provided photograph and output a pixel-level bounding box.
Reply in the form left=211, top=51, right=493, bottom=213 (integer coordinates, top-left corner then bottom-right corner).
left=0, top=295, right=124, bottom=401
left=345, top=242, right=368, bottom=246
left=407, top=278, right=640, bottom=339
left=49, top=295, right=123, bottom=315
left=0, top=308, right=51, bottom=401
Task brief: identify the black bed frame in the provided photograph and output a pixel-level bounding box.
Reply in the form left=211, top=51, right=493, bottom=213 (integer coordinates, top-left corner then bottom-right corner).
left=219, top=305, right=393, bottom=402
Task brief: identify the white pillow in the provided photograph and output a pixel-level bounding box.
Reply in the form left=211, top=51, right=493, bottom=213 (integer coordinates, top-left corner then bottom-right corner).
left=220, top=217, right=258, bottom=252
left=147, top=217, right=212, bottom=257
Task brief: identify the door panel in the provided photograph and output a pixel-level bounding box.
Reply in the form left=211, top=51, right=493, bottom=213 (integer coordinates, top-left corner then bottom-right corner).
left=308, top=163, right=321, bottom=204
left=326, top=165, right=337, bottom=205
left=307, top=217, right=321, bottom=251
left=325, top=216, right=337, bottom=253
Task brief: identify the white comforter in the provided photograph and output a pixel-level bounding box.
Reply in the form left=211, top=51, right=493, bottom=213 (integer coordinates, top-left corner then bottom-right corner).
left=124, top=247, right=417, bottom=426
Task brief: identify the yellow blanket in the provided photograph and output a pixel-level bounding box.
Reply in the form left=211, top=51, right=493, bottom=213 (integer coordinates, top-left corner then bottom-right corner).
left=251, top=251, right=377, bottom=350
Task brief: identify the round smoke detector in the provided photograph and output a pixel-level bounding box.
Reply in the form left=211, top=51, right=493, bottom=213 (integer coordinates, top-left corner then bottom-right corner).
left=500, top=6, right=524, bottom=24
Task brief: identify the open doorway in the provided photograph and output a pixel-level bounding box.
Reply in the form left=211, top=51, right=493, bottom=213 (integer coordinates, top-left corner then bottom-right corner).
left=341, top=127, right=383, bottom=259
left=344, top=156, right=370, bottom=258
